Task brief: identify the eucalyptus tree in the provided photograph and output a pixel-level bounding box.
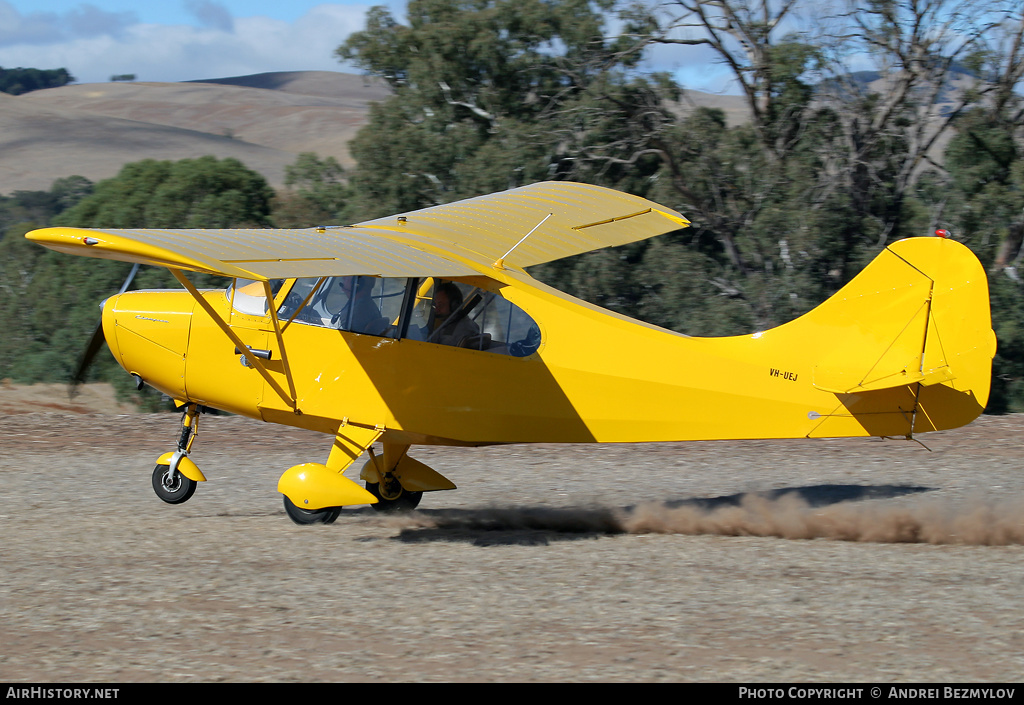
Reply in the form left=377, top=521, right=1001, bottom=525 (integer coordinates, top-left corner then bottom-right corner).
left=937, top=6, right=1024, bottom=410
left=623, top=0, right=1022, bottom=330
left=273, top=152, right=350, bottom=227
left=336, top=0, right=678, bottom=219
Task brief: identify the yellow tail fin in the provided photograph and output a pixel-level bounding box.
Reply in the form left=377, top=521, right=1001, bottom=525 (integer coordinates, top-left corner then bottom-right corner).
left=797, top=237, right=994, bottom=437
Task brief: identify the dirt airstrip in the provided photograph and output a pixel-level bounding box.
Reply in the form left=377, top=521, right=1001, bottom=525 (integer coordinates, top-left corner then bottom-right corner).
left=0, top=384, right=1022, bottom=682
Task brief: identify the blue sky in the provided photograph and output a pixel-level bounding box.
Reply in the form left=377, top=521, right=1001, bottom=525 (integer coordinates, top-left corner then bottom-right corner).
left=0, top=1, right=393, bottom=83
left=0, top=1, right=733, bottom=91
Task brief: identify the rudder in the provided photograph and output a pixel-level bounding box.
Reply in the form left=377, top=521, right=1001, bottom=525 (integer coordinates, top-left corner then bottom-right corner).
left=801, top=237, right=994, bottom=437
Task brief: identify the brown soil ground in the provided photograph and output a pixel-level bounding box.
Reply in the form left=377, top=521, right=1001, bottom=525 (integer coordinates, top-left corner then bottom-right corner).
left=0, top=384, right=1022, bottom=682
left=0, top=381, right=137, bottom=415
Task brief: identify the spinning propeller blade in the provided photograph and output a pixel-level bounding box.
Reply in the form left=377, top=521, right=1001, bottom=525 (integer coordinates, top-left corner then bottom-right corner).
left=69, top=263, right=140, bottom=396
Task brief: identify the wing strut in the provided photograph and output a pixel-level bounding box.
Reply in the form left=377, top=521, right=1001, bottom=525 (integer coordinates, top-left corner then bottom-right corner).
left=493, top=213, right=552, bottom=270
left=171, top=269, right=299, bottom=412
left=262, top=279, right=298, bottom=406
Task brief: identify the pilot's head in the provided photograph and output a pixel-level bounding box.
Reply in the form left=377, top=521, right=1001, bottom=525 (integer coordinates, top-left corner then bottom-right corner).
left=433, top=282, right=463, bottom=317
left=341, top=276, right=374, bottom=297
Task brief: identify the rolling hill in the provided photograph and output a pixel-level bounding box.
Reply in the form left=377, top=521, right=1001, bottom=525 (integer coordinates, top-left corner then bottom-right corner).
left=0, top=70, right=748, bottom=195
left=0, top=71, right=391, bottom=194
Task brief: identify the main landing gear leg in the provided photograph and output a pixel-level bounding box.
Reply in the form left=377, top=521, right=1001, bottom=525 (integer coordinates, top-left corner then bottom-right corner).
left=363, top=443, right=423, bottom=512
left=152, top=403, right=207, bottom=504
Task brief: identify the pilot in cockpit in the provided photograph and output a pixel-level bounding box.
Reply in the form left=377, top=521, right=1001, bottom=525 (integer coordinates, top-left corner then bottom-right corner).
left=429, top=282, right=479, bottom=347
left=329, top=276, right=386, bottom=334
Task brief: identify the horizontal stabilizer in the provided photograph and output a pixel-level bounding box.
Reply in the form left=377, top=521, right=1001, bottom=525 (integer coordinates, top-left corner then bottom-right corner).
left=813, top=364, right=955, bottom=394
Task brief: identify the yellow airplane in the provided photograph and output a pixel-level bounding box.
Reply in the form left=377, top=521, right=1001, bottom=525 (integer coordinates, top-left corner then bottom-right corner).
left=26, top=182, right=996, bottom=524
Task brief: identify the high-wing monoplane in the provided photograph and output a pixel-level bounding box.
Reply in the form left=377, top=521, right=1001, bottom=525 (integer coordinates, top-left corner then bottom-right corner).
left=26, top=182, right=996, bottom=524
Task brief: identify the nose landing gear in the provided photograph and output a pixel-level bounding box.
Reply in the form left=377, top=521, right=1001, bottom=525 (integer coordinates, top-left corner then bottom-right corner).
left=152, top=403, right=207, bottom=505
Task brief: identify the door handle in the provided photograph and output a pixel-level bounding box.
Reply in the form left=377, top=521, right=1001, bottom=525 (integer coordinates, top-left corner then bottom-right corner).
left=235, top=346, right=273, bottom=366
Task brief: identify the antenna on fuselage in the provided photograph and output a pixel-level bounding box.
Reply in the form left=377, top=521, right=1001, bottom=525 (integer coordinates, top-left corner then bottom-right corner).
left=493, top=212, right=552, bottom=270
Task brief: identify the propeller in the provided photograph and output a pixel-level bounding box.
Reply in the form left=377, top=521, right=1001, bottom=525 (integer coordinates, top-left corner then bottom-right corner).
left=68, top=262, right=140, bottom=397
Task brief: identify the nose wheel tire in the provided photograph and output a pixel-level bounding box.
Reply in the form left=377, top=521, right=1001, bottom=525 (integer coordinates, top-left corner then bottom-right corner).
left=283, top=496, right=342, bottom=525
left=365, top=482, right=423, bottom=512
left=152, top=464, right=197, bottom=504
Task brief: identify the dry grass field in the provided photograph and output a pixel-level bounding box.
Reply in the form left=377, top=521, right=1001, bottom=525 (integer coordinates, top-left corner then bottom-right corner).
left=0, top=384, right=1021, bottom=682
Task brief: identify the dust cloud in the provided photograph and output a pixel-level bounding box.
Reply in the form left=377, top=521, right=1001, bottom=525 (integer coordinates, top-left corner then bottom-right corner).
left=387, top=494, right=1024, bottom=545
left=619, top=494, right=1024, bottom=545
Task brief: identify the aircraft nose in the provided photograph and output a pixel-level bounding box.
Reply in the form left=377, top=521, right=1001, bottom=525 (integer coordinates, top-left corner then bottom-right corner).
left=101, top=291, right=194, bottom=399
left=100, top=295, right=119, bottom=358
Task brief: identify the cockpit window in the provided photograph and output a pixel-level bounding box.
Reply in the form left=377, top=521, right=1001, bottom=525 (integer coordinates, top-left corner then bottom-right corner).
left=228, top=278, right=285, bottom=316
left=276, top=275, right=541, bottom=356
left=410, top=279, right=541, bottom=356
left=461, top=286, right=541, bottom=357
left=278, top=276, right=404, bottom=337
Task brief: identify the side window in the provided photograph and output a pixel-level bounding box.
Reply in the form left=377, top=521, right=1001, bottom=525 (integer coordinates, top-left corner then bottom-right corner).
left=229, top=278, right=285, bottom=316
left=278, top=277, right=323, bottom=321
left=417, top=280, right=482, bottom=347
left=403, top=278, right=436, bottom=342
left=466, top=291, right=541, bottom=357
left=367, top=277, right=407, bottom=337
left=413, top=278, right=541, bottom=356
left=278, top=276, right=402, bottom=338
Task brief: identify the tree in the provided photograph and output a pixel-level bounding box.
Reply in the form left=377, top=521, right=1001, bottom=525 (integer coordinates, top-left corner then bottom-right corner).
left=58, top=156, right=274, bottom=230
left=337, top=0, right=678, bottom=218
left=1, top=157, right=275, bottom=406
left=935, top=8, right=1024, bottom=410
left=608, top=0, right=1023, bottom=332
left=0, top=176, right=93, bottom=240
left=0, top=66, right=75, bottom=95
left=273, top=152, right=351, bottom=227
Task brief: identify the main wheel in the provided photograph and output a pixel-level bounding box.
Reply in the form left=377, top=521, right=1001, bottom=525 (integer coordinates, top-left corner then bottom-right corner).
left=282, top=495, right=342, bottom=525
left=365, top=481, right=423, bottom=513
left=152, top=464, right=197, bottom=504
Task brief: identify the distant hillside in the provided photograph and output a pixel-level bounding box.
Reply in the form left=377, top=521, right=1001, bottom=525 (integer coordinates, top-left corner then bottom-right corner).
left=186, top=70, right=391, bottom=102
left=0, top=70, right=745, bottom=195
left=0, top=71, right=390, bottom=194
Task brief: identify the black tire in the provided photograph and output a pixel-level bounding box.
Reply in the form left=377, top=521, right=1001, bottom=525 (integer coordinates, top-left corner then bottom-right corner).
left=365, top=481, right=423, bottom=513
left=282, top=495, right=342, bottom=525
left=152, top=464, right=197, bottom=505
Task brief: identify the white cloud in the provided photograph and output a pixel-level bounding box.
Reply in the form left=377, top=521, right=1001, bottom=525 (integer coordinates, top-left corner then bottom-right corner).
left=0, top=2, right=374, bottom=82
left=0, top=1, right=138, bottom=47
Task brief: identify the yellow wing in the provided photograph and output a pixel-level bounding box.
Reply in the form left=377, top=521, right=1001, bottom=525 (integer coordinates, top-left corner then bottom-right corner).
left=357, top=181, right=690, bottom=268
left=24, top=225, right=477, bottom=280
left=26, top=182, right=689, bottom=279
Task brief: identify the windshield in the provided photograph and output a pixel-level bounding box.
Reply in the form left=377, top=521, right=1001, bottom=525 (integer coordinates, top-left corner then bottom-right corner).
left=228, top=278, right=285, bottom=316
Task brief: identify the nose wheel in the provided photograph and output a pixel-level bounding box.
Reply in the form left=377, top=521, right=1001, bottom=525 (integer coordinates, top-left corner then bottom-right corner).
left=151, top=403, right=205, bottom=505
left=152, top=464, right=197, bottom=504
